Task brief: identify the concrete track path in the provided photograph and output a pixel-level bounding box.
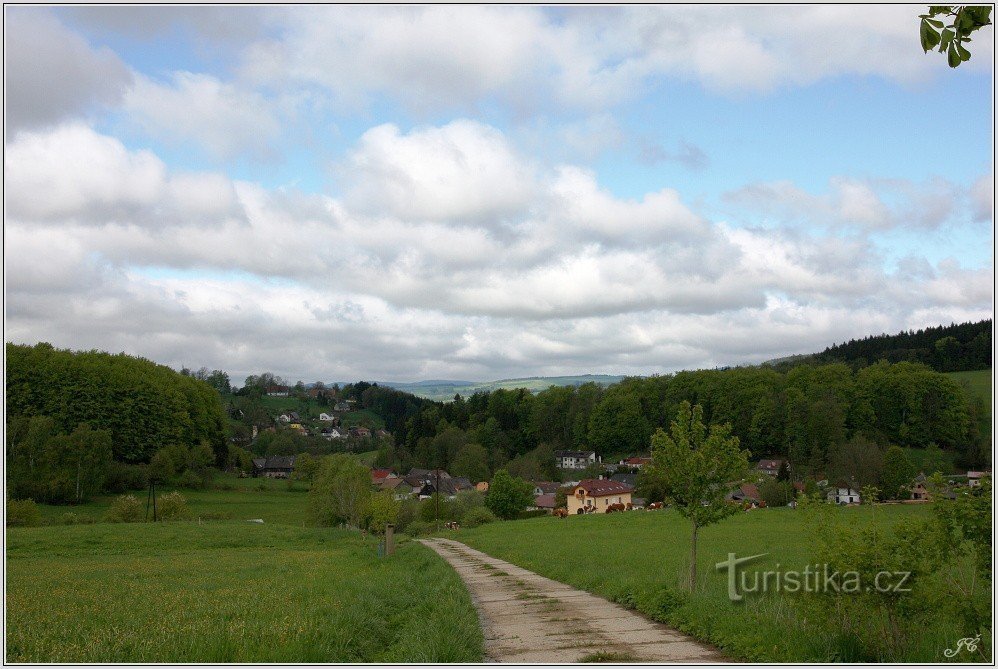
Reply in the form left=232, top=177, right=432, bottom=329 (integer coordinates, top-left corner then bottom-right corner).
left=420, top=537, right=726, bottom=663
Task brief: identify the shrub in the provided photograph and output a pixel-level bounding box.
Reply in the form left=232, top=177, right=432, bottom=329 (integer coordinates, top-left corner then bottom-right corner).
left=7, top=499, right=42, bottom=527
left=404, top=520, right=435, bottom=537
left=104, top=461, right=149, bottom=493
left=157, top=491, right=190, bottom=521
left=104, top=494, right=144, bottom=523
left=461, top=506, right=497, bottom=528
left=516, top=509, right=549, bottom=520
left=60, top=511, right=95, bottom=525
left=178, top=469, right=207, bottom=490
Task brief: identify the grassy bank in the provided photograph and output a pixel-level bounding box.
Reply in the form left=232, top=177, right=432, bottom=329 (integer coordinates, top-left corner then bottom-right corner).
left=6, top=521, right=482, bottom=662
left=455, top=505, right=986, bottom=662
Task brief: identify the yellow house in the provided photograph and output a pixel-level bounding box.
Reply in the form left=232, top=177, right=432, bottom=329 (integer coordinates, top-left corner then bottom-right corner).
left=567, top=479, right=633, bottom=514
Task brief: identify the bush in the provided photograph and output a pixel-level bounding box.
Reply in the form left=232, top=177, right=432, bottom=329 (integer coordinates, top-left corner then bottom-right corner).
left=104, top=461, right=149, bottom=493
left=60, top=511, right=95, bottom=525
left=7, top=499, right=42, bottom=527
left=461, top=506, right=497, bottom=528
left=404, top=520, right=436, bottom=537
left=516, top=509, right=549, bottom=520
left=157, top=491, right=190, bottom=520
left=177, top=469, right=208, bottom=490
left=104, top=494, right=144, bottom=523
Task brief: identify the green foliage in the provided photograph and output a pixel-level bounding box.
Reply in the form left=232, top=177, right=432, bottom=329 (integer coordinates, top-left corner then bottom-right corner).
left=645, top=401, right=749, bottom=589
left=930, top=474, right=992, bottom=578
left=5, top=342, right=227, bottom=463
left=367, top=489, right=401, bottom=534
left=919, top=6, right=992, bottom=67
left=157, top=491, right=190, bottom=521
left=880, top=446, right=916, bottom=500
left=450, top=442, right=490, bottom=482
left=291, top=452, right=320, bottom=485
left=827, top=434, right=884, bottom=489
left=6, top=499, right=42, bottom=527
left=6, top=420, right=113, bottom=504
left=759, top=479, right=796, bottom=507
left=104, top=462, right=150, bottom=493
left=484, top=469, right=534, bottom=520
left=461, top=506, right=497, bottom=528
left=104, top=494, right=144, bottom=523
left=309, top=454, right=370, bottom=527
left=419, top=494, right=455, bottom=523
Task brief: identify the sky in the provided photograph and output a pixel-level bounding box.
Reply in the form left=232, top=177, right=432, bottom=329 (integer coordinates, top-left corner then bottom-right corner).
left=3, top=5, right=994, bottom=386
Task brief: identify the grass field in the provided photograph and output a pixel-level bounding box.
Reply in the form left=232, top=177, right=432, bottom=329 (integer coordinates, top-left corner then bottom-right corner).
left=947, top=368, right=992, bottom=441
left=6, top=521, right=482, bottom=663
left=33, top=473, right=311, bottom=526
left=455, top=506, right=988, bottom=663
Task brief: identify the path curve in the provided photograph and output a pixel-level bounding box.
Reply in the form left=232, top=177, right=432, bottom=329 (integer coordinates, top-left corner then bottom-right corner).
left=420, top=537, right=725, bottom=663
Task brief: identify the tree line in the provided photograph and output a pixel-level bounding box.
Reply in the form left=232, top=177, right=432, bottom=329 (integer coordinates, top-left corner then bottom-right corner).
left=6, top=342, right=228, bottom=504
left=804, top=319, right=991, bottom=373
left=362, top=360, right=985, bottom=480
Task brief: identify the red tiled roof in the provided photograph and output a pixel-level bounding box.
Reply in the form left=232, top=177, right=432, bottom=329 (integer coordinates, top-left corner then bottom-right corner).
left=625, top=457, right=652, bottom=465
left=574, top=478, right=633, bottom=497
left=534, top=494, right=556, bottom=509
left=740, top=483, right=760, bottom=500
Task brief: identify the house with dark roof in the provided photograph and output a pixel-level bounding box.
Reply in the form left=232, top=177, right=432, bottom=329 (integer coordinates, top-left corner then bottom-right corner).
left=532, top=481, right=560, bottom=496
left=252, top=455, right=296, bottom=479
left=568, top=478, right=633, bottom=514
left=534, top=493, right=557, bottom=510
left=554, top=450, right=600, bottom=470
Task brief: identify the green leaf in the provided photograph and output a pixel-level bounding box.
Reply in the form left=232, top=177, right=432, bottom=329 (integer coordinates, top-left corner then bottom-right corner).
left=956, top=42, right=971, bottom=61
left=926, top=18, right=945, bottom=28
left=947, top=42, right=961, bottom=67
left=939, top=28, right=955, bottom=52
left=920, top=21, right=941, bottom=52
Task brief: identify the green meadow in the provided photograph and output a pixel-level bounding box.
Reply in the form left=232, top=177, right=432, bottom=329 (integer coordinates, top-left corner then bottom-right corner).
left=6, top=521, right=482, bottom=663
left=455, top=505, right=989, bottom=663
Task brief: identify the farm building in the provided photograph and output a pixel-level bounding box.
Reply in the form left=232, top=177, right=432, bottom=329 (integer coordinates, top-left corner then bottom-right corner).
left=567, top=478, right=633, bottom=514
left=252, top=455, right=296, bottom=479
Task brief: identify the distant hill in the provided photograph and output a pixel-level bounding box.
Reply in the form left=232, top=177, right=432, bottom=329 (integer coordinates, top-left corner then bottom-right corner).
left=765, top=319, right=991, bottom=373
left=328, top=375, right=627, bottom=401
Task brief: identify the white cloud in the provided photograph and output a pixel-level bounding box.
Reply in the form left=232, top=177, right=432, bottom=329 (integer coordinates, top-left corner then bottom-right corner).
left=4, top=121, right=992, bottom=380
left=5, top=124, right=246, bottom=226
left=4, top=9, right=133, bottom=131
left=123, top=72, right=282, bottom=160
left=342, top=121, right=538, bottom=224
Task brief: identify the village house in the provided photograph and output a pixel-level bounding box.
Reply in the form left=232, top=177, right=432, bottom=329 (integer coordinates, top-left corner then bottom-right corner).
left=266, top=385, right=290, bottom=397
left=827, top=486, right=861, bottom=505
left=251, top=455, right=296, bottom=479
left=350, top=426, right=372, bottom=439
left=380, top=477, right=414, bottom=500
left=374, top=429, right=391, bottom=439
left=318, top=412, right=335, bottom=422
left=333, top=401, right=351, bottom=412
left=567, top=478, right=633, bottom=514
left=534, top=493, right=556, bottom=511
left=320, top=426, right=345, bottom=440
left=619, top=456, right=652, bottom=469
left=475, top=481, right=490, bottom=493
left=727, top=482, right=760, bottom=505
left=910, top=473, right=930, bottom=501
left=370, top=468, right=397, bottom=485
left=532, top=481, right=559, bottom=496
left=554, top=450, right=600, bottom=470
left=755, top=459, right=786, bottom=477
left=967, top=471, right=990, bottom=487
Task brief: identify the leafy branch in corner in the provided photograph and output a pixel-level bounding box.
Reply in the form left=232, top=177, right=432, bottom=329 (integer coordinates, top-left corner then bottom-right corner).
left=919, top=5, right=993, bottom=67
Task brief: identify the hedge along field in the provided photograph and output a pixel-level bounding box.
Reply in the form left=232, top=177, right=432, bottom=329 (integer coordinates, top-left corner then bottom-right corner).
left=455, top=505, right=985, bottom=663
left=6, top=522, right=482, bottom=662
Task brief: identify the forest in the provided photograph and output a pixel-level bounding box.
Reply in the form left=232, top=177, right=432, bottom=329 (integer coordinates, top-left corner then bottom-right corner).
left=797, top=319, right=991, bottom=372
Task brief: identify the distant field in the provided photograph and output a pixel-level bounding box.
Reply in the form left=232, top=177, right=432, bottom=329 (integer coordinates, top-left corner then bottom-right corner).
left=6, top=522, right=482, bottom=663
left=380, top=375, right=626, bottom=401
left=456, top=506, right=985, bottom=663
left=947, top=368, right=992, bottom=441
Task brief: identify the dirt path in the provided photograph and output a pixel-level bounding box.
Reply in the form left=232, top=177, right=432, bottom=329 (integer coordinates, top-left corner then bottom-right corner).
left=420, top=537, right=726, bottom=663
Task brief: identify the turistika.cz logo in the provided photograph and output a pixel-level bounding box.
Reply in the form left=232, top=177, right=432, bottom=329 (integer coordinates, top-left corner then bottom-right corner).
left=715, top=553, right=913, bottom=602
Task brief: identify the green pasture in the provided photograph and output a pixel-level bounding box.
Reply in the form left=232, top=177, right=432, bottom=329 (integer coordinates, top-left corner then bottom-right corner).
left=455, top=505, right=987, bottom=663
left=6, top=522, right=482, bottom=663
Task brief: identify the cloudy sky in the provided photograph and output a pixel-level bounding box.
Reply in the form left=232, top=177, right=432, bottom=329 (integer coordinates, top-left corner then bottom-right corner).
left=3, top=6, right=994, bottom=385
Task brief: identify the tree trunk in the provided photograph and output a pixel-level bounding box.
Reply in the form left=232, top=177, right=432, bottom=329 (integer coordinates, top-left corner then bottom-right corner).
left=688, top=521, right=699, bottom=591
